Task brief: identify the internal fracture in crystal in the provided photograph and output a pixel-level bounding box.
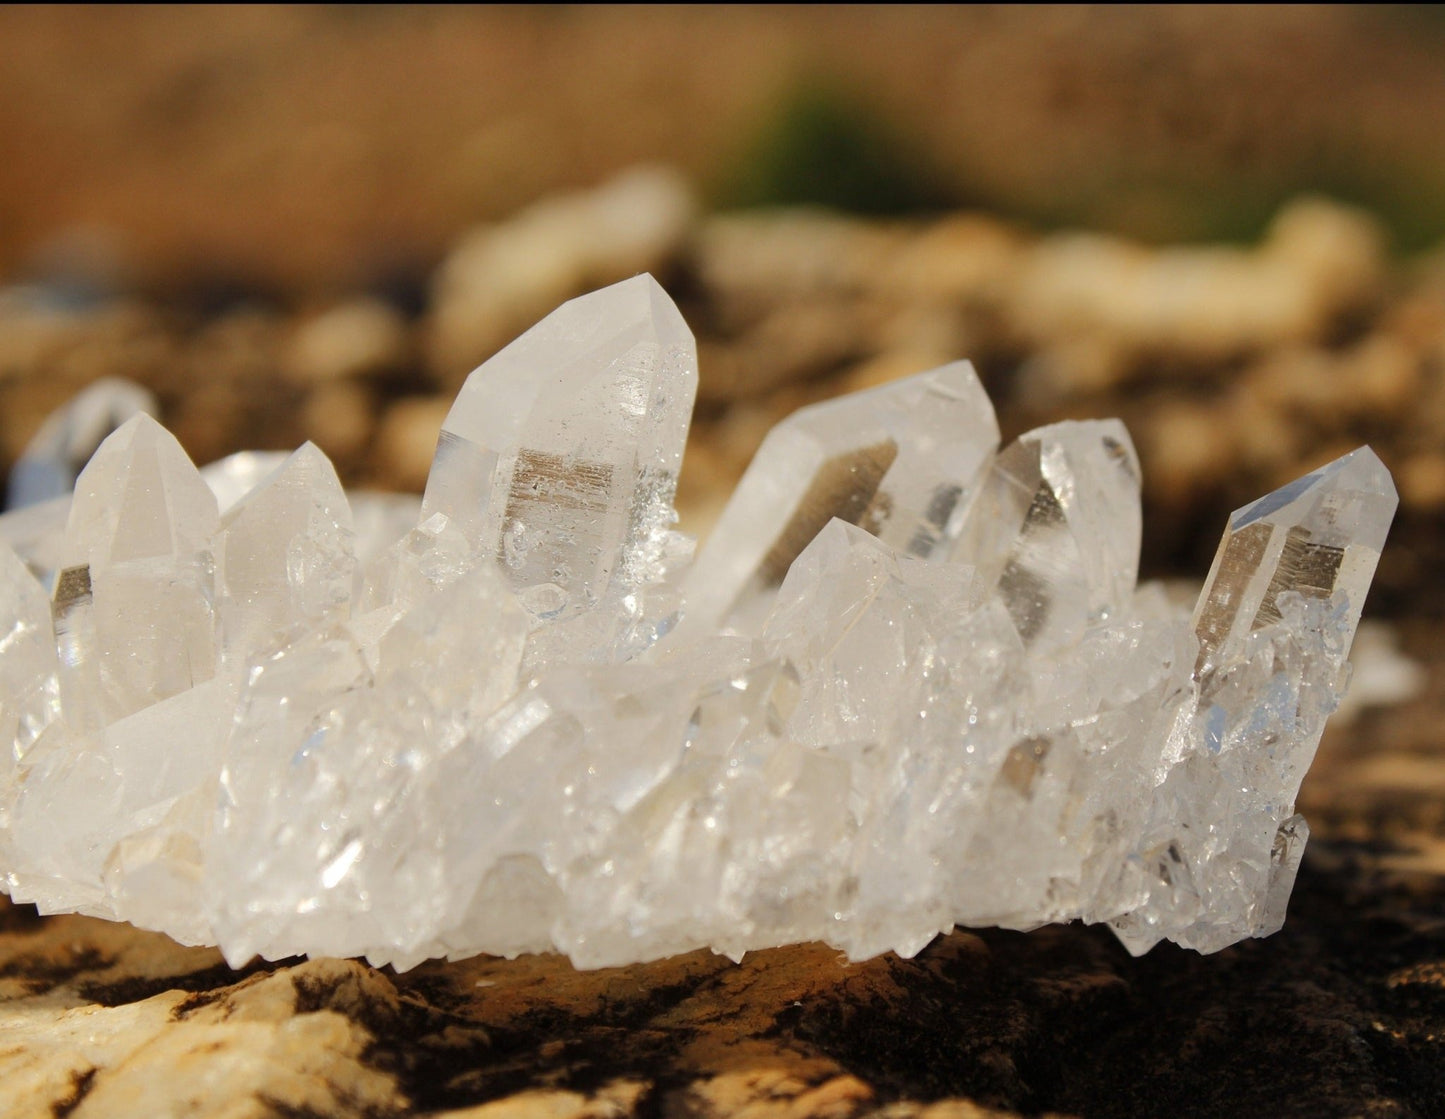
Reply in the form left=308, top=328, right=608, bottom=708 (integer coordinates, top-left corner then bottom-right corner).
left=0, top=274, right=1397, bottom=970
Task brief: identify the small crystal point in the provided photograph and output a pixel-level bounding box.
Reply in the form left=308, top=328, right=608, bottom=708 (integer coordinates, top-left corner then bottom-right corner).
left=56, top=414, right=220, bottom=724
left=1119, top=448, right=1397, bottom=954
left=199, top=451, right=292, bottom=515
left=62, top=413, right=219, bottom=571
left=216, top=442, right=357, bottom=662
left=951, top=419, right=1142, bottom=649
left=1192, top=445, right=1397, bottom=677
left=421, top=273, right=697, bottom=613
left=683, top=361, right=999, bottom=634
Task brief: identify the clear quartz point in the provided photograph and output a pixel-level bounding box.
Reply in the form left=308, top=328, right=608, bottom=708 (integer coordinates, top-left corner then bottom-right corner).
left=215, top=442, right=357, bottom=663
left=950, top=419, right=1142, bottom=649
left=57, top=414, right=219, bottom=726
left=1191, top=445, right=1396, bottom=678
left=683, top=362, right=999, bottom=635
left=1110, top=447, right=1397, bottom=955
left=422, top=274, right=697, bottom=616
left=0, top=279, right=1400, bottom=970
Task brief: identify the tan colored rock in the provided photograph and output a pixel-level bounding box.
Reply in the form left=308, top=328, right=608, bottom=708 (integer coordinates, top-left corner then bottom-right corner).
left=374, top=395, right=450, bottom=492
left=0, top=915, right=401, bottom=1119
left=1342, top=336, right=1422, bottom=420
left=1012, top=335, right=1131, bottom=401
left=880, top=215, right=1025, bottom=306
left=1246, top=337, right=1420, bottom=428
left=428, top=165, right=697, bottom=380
left=169, top=381, right=266, bottom=470
left=301, top=382, right=375, bottom=466
left=185, top=309, right=284, bottom=386
left=868, top=304, right=972, bottom=366
left=1140, top=400, right=1238, bottom=507
left=434, top=1082, right=646, bottom=1119
left=1227, top=390, right=1302, bottom=476
left=675, top=1070, right=874, bottom=1119
left=1263, top=195, right=1387, bottom=321
left=284, top=298, right=408, bottom=384
left=691, top=211, right=905, bottom=303
left=1399, top=452, right=1445, bottom=511
left=1010, top=197, right=1386, bottom=364
left=697, top=299, right=870, bottom=403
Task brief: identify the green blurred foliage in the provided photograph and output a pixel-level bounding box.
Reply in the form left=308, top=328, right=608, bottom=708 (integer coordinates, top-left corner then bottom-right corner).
left=720, top=71, right=1445, bottom=255
left=717, top=80, right=955, bottom=216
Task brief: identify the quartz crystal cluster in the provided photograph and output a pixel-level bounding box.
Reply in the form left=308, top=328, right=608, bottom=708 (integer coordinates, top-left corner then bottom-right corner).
left=0, top=275, right=1396, bottom=970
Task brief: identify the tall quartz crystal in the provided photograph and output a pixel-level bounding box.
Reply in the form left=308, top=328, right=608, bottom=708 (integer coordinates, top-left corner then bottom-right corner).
left=422, top=274, right=697, bottom=618
left=1191, top=447, right=1395, bottom=677
left=683, top=362, right=999, bottom=634
left=0, top=275, right=1401, bottom=971
left=1110, top=447, right=1397, bottom=955
left=56, top=414, right=220, bottom=729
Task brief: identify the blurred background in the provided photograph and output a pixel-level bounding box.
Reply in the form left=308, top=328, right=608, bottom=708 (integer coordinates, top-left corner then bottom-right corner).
left=1, top=4, right=1444, bottom=619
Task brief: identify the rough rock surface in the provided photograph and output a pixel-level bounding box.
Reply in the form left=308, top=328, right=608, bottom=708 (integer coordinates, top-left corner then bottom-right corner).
left=1, top=618, right=1440, bottom=1119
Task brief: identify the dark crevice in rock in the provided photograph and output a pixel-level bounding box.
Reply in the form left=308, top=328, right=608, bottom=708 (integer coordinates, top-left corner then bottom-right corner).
left=50, top=1067, right=96, bottom=1119
left=79, top=956, right=296, bottom=1010
left=2, top=946, right=114, bottom=994
left=381, top=972, right=706, bottom=1113
left=0, top=897, right=44, bottom=934
left=774, top=855, right=1445, bottom=1119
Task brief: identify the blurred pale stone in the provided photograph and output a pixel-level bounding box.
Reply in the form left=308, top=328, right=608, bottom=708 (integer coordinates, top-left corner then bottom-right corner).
left=301, top=383, right=374, bottom=465
left=285, top=298, right=407, bottom=384
left=375, top=396, right=450, bottom=493
left=692, top=211, right=905, bottom=300
left=1399, top=451, right=1445, bottom=510
left=881, top=214, right=1025, bottom=305
left=1141, top=401, right=1238, bottom=506
left=1010, top=197, right=1386, bottom=363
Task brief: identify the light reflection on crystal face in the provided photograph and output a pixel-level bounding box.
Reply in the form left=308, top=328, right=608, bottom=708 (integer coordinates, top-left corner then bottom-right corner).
left=0, top=274, right=1400, bottom=971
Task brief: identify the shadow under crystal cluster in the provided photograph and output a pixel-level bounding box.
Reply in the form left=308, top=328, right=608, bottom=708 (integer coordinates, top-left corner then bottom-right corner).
left=0, top=275, right=1397, bottom=970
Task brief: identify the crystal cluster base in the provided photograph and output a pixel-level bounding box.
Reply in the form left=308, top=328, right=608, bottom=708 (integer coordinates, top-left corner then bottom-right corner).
left=0, top=274, right=1397, bottom=969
